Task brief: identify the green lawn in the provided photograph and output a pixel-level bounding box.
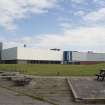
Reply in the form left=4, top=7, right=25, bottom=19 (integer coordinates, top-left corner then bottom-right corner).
left=0, top=63, right=105, bottom=76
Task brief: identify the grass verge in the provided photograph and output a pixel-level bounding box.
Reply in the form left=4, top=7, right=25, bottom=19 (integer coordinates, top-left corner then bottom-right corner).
left=0, top=63, right=104, bottom=76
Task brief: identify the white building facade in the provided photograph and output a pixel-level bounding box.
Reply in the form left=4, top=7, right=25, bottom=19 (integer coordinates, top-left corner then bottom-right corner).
left=1, top=43, right=105, bottom=64
left=2, top=47, right=63, bottom=64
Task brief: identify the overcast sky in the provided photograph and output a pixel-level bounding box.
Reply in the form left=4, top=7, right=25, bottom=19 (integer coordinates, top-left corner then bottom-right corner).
left=0, top=0, right=105, bottom=52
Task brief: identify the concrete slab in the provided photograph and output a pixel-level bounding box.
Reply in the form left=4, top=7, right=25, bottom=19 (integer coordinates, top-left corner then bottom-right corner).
left=0, top=87, right=52, bottom=105
left=0, top=76, right=105, bottom=105
left=67, top=77, right=105, bottom=103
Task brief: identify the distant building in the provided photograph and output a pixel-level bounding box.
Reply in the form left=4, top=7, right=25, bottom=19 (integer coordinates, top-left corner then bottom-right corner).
left=2, top=47, right=62, bottom=64
left=1, top=43, right=105, bottom=64
left=63, top=51, right=105, bottom=64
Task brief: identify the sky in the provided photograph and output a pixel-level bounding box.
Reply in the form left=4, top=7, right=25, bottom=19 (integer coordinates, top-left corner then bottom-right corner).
left=0, top=0, right=105, bottom=52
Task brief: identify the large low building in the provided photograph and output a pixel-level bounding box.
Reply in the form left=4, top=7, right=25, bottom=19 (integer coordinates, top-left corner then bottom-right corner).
left=1, top=43, right=105, bottom=64
left=63, top=51, right=105, bottom=64
left=2, top=47, right=63, bottom=64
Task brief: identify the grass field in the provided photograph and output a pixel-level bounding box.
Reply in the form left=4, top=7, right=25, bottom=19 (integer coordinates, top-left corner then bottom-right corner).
left=0, top=63, right=105, bottom=76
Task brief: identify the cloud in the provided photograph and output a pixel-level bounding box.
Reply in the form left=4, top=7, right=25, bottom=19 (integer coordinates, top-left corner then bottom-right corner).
left=71, top=0, right=86, bottom=4
left=43, top=26, right=105, bottom=52
left=0, top=36, right=41, bottom=49
left=84, top=8, right=105, bottom=22
left=57, top=17, right=70, bottom=22
left=93, top=0, right=105, bottom=6
left=2, top=26, right=105, bottom=52
left=74, top=10, right=85, bottom=16
left=35, top=27, right=105, bottom=52
left=1, top=0, right=105, bottom=52
left=59, top=22, right=73, bottom=30
left=0, top=0, right=57, bottom=31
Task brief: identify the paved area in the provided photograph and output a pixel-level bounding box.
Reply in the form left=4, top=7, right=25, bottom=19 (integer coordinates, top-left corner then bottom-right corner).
left=0, top=78, right=71, bottom=105
left=68, top=77, right=105, bottom=103
left=0, top=87, right=52, bottom=105
left=0, top=76, right=105, bottom=105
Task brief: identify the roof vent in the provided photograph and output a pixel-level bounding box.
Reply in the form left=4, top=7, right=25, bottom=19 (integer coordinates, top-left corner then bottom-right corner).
left=50, top=48, right=60, bottom=51
left=24, top=44, right=27, bottom=48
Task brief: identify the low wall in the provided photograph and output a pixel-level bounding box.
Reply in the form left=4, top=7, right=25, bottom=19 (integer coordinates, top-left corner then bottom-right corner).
left=80, top=61, right=104, bottom=65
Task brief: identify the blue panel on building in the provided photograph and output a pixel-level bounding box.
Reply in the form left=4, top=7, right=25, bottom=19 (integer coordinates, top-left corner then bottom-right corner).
left=70, top=51, right=72, bottom=61
left=63, top=51, right=72, bottom=62
left=63, top=51, right=68, bottom=61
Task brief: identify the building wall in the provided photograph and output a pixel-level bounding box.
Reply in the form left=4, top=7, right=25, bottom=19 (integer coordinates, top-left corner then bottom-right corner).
left=0, top=42, right=3, bottom=60
left=17, top=60, right=28, bottom=64
left=63, top=51, right=72, bottom=61
left=2, top=47, right=63, bottom=62
left=87, top=53, right=105, bottom=61
left=80, top=61, right=104, bottom=65
left=2, top=47, right=105, bottom=65
left=72, top=52, right=105, bottom=62
left=72, top=52, right=87, bottom=61
left=17, top=60, right=61, bottom=64
left=17, top=47, right=63, bottom=61
left=2, top=47, right=17, bottom=60
left=63, top=51, right=105, bottom=64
